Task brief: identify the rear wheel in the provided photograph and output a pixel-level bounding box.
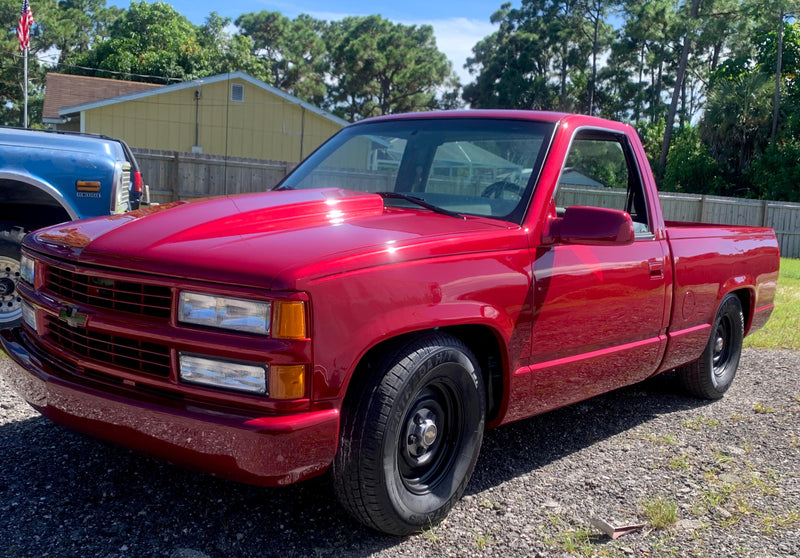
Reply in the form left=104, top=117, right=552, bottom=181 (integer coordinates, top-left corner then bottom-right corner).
left=333, top=333, right=485, bottom=535
left=0, top=224, right=27, bottom=328
left=677, top=293, right=744, bottom=399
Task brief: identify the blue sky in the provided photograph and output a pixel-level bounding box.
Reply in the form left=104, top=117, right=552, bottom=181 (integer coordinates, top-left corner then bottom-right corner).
left=135, top=0, right=501, bottom=83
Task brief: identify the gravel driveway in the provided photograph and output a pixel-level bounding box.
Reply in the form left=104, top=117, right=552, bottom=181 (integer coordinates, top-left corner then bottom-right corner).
left=1, top=348, right=798, bottom=558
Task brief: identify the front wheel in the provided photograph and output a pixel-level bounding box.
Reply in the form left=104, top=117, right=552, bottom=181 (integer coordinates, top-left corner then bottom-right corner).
left=0, top=224, right=28, bottom=329
left=333, top=333, right=485, bottom=535
left=677, top=293, right=744, bottom=399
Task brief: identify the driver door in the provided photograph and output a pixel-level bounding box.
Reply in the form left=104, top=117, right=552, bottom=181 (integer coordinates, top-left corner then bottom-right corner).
left=527, top=130, right=670, bottom=414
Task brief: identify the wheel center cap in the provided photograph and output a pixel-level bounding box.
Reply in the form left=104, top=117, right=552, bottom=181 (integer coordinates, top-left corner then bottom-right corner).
left=0, top=277, right=15, bottom=297
left=714, top=336, right=724, bottom=353
left=419, top=420, right=438, bottom=448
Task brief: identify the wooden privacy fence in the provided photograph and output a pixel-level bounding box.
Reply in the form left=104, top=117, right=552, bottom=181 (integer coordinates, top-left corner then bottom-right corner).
left=133, top=149, right=296, bottom=203
left=132, top=149, right=800, bottom=258
left=659, top=193, right=800, bottom=258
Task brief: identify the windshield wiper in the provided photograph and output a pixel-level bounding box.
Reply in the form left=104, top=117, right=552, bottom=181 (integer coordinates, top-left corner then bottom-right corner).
left=376, top=192, right=466, bottom=220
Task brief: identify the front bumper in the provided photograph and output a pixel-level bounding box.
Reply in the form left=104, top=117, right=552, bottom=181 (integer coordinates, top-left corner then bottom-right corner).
left=0, top=328, right=339, bottom=486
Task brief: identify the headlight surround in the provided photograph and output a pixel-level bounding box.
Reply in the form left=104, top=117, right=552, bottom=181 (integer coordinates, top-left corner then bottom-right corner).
left=179, top=353, right=267, bottom=395
left=179, top=291, right=270, bottom=335
left=20, top=254, right=35, bottom=285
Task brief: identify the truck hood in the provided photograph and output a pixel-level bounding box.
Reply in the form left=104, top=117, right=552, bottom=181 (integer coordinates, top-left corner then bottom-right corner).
left=27, top=188, right=526, bottom=290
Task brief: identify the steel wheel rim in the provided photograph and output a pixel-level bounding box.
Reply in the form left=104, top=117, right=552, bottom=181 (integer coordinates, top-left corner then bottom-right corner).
left=712, top=314, right=734, bottom=381
left=0, top=255, right=22, bottom=322
left=398, top=373, right=464, bottom=495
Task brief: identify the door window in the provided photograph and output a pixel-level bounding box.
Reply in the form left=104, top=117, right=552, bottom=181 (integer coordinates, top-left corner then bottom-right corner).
left=554, top=132, right=650, bottom=234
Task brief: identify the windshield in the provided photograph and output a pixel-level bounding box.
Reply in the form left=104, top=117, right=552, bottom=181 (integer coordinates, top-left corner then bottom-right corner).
left=277, top=118, right=556, bottom=223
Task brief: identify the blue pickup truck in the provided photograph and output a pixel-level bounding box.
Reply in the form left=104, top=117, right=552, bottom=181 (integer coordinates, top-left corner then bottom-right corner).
left=0, top=128, right=143, bottom=327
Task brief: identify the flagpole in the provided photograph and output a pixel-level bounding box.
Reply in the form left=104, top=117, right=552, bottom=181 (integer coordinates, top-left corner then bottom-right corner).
left=23, top=46, right=28, bottom=128
left=18, top=0, right=33, bottom=128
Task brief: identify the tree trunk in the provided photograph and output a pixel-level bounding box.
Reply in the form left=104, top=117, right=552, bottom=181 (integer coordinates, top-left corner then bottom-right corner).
left=659, top=0, right=701, bottom=178
left=771, top=11, right=785, bottom=142
left=589, top=17, right=599, bottom=115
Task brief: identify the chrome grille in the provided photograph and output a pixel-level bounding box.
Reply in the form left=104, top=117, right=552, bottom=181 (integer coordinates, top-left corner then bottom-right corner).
left=46, top=266, right=171, bottom=318
left=46, top=316, right=171, bottom=378
left=120, top=169, right=131, bottom=207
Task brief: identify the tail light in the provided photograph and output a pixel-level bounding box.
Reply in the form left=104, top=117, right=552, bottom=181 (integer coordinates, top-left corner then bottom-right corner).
left=133, top=171, right=143, bottom=194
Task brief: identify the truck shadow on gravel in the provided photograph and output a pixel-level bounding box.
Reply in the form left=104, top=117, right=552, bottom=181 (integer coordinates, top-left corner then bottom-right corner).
left=0, top=371, right=711, bottom=558
left=468, top=370, right=712, bottom=494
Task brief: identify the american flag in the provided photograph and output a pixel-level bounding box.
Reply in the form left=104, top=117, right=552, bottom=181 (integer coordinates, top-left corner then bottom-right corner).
left=17, top=0, right=34, bottom=51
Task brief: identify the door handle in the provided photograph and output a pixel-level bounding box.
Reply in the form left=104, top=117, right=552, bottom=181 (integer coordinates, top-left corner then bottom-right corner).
left=648, top=260, right=664, bottom=279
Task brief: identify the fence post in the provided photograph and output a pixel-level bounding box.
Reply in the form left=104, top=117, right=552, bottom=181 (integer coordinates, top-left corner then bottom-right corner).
left=172, top=152, right=181, bottom=201
left=761, top=199, right=769, bottom=227
left=699, top=195, right=708, bottom=222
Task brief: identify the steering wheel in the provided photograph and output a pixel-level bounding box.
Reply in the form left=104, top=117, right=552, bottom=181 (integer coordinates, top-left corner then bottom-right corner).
left=480, top=181, right=523, bottom=199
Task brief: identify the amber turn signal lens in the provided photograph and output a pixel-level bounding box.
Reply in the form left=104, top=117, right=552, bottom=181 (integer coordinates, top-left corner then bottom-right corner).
left=273, top=301, right=307, bottom=339
left=269, top=365, right=306, bottom=399
left=76, top=180, right=101, bottom=192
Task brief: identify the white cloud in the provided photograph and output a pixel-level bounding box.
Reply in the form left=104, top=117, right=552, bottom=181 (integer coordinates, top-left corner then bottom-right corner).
left=424, top=18, right=496, bottom=84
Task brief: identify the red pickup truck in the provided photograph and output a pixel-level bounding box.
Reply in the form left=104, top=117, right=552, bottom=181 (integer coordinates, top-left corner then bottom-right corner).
left=1, top=111, right=779, bottom=535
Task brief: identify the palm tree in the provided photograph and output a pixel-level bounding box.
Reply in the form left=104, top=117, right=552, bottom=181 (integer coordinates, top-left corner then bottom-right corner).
left=701, top=72, right=773, bottom=174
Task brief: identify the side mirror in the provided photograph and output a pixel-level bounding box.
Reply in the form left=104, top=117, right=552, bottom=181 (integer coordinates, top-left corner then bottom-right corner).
left=543, top=206, right=635, bottom=246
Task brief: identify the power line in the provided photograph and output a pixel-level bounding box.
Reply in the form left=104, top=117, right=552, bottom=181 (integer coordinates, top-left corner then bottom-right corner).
left=51, top=62, right=184, bottom=83
left=1, top=49, right=185, bottom=83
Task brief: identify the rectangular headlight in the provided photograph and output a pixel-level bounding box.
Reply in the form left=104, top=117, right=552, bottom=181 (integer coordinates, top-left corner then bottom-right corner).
left=179, top=291, right=270, bottom=335
left=20, top=254, right=35, bottom=285
left=179, top=354, right=267, bottom=395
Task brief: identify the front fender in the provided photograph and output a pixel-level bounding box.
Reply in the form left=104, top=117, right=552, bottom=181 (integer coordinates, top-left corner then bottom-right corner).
left=303, top=250, right=533, bottom=402
left=0, top=171, right=79, bottom=220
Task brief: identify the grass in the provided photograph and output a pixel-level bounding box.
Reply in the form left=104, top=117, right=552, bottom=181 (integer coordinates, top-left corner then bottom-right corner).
left=752, top=402, right=775, bottom=414
left=421, top=522, right=442, bottom=543
left=637, top=432, right=678, bottom=446
left=474, top=531, right=493, bottom=551
left=641, top=496, right=679, bottom=529
left=702, top=483, right=735, bottom=507
left=761, top=509, right=800, bottom=534
left=744, top=258, right=800, bottom=350
left=681, top=416, right=720, bottom=430
left=555, top=528, right=595, bottom=554
left=669, top=454, right=691, bottom=470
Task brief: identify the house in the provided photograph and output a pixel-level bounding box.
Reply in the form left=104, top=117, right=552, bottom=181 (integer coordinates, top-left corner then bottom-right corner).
left=43, top=72, right=347, bottom=162
left=42, top=73, right=162, bottom=131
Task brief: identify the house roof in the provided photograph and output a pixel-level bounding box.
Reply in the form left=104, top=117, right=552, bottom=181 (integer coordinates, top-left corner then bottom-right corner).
left=57, top=71, right=349, bottom=128
left=42, top=73, right=162, bottom=122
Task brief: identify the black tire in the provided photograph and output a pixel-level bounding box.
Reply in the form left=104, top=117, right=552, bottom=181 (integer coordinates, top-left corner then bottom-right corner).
left=332, top=333, right=485, bottom=536
left=677, top=293, right=744, bottom=399
left=0, top=224, right=28, bottom=329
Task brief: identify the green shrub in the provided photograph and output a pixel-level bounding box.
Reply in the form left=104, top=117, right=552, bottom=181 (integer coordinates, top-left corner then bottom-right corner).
left=663, top=127, right=730, bottom=195
left=749, top=141, right=800, bottom=202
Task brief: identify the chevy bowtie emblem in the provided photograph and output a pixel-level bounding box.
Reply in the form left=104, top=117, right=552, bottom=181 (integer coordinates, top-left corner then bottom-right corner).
left=59, top=306, right=88, bottom=328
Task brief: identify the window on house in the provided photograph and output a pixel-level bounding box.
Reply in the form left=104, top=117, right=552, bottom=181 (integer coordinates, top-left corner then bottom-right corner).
left=231, top=83, right=244, bottom=102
